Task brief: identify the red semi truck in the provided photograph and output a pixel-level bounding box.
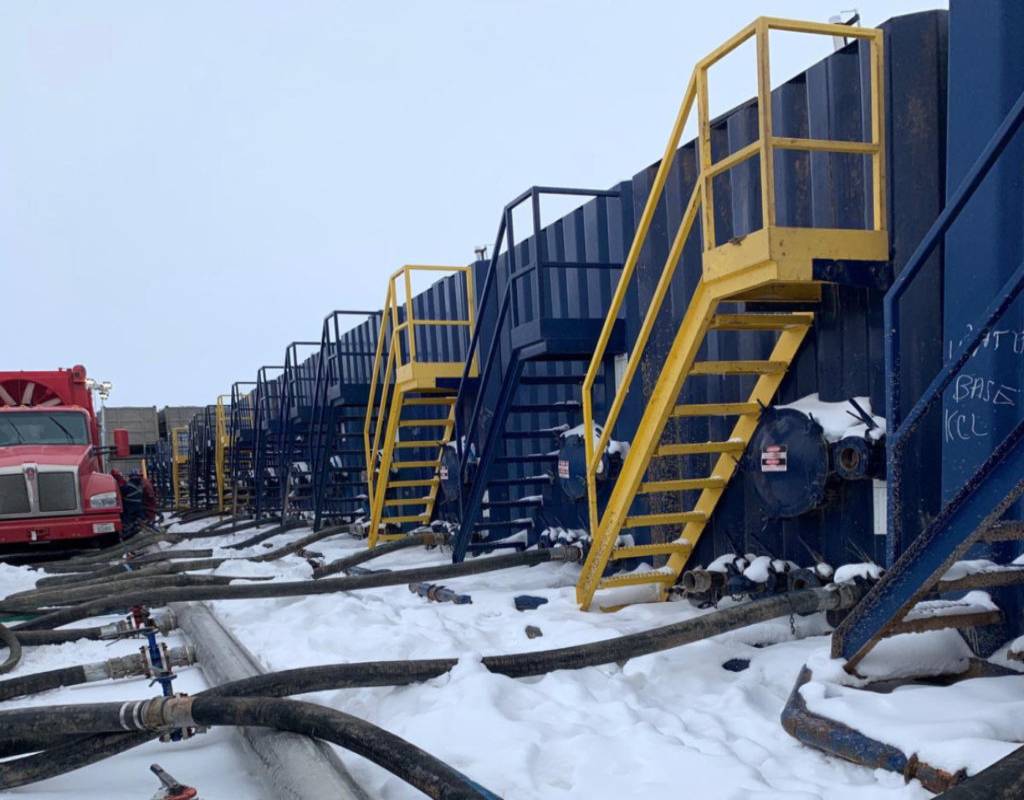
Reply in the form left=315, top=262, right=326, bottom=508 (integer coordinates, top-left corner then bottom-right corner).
left=0, top=365, right=132, bottom=546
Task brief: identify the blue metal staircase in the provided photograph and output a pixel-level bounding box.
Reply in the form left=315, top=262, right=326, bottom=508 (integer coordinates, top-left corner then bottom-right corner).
left=252, top=365, right=285, bottom=519
left=308, top=310, right=379, bottom=531
left=228, top=380, right=257, bottom=516
left=833, top=88, right=1024, bottom=671
left=278, top=341, right=321, bottom=518
left=449, top=186, right=629, bottom=561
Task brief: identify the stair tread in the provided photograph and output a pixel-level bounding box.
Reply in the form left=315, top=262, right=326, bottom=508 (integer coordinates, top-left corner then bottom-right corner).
left=597, top=569, right=677, bottom=589
left=689, top=360, right=788, bottom=375
left=655, top=441, right=746, bottom=456
left=622, top=511, right=707, bottom=528
left=610, top=541, right=691, bottom=560
left=671, top=402, right=761, bottom=417
left=638, top=477, right=725, bottom=494
left=709, top=313, right=814, bottom=331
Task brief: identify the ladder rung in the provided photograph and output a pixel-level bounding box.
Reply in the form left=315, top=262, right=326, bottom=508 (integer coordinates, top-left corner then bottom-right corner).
left=709, top=313, right=814, bottom=331
left=610, top=541, right=691, bottom=560
left=395, top=440, right=444, bottom=449
left=399, top=419, right=451, bottom=428
left=622, top=511, right=707, bottom=528
left=689, top=360, right=787, bottom=375
left=671, top=402, right=760, bottom=417
left=380, top=514, right=429, bottom=524
left=389, top=478, right=440, bottom=488
left=655, top=441, right=746, bottom=457
left=384, top=496, right=431, bottom=506
left=597, top=570, right=677, bottom=590
left=638, top=477, right=725, bottom=494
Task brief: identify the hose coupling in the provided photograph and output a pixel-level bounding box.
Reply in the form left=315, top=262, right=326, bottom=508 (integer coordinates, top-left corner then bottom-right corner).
left=550, top=546, right=583, bottom=563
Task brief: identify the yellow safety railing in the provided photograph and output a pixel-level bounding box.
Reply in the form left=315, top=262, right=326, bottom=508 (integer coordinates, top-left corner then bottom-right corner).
left=581, top=17, right=886, bottom=534
left=364, top=265, right=477, bottom=509
left=214, top=394, right=231, bottom=512
left=171, top=425, right=190, bottom=510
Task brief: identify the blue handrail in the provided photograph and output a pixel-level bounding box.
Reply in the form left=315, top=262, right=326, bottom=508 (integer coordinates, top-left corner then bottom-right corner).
left=453, top=186, right=621, bottom=479
left=885, top=86, right=1024, bottom=559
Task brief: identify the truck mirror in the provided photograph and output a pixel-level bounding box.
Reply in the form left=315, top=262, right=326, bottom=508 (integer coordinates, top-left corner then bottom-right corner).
left=113, top=429, right=130, bottom=458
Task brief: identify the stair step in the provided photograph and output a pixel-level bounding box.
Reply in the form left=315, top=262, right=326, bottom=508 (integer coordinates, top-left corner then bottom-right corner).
left=399, top=419, right=451, bottom=428
left=597, top=570, right=677, bottom=590
left=380, top=514, right=429, bottom=525
left=671, top=402, right=760, bottom=417
left=638, top=477, right=726, bottom=494
left=610, top=541, right=691, bottom=560
left=887, top=607, right=1003, bottom=636
left=709, top=313, right=814, bottom=331
left=519, top=374, right=586, bottom=385
left=502, top=429, right=565, bottom=440
left=488, top=475, right=553, bottom=487
left=480, top=497, right=544, bottom=509
left=384, top=496, right=431, bottom=506
left=392, top=459, right=441, bottom=470
left=938, top=566, right=1024, bottom=593
left=473, top=518, right=535, bottom=529
left=403, top=397, right=456, bottom=406
left=689, top=360, right=787, bottom=376
left=496, top=454, right=559, bottom=464
left=622, top=511, right=707, bottom=528
left=982, top=521, right=1024, bottom=542
left=655, top=441, right=746, bottom=457
left=389, top=478, right=440, bottom=488
left=395, top=440, right=444, bottom=449
left=510, top=402, right=582, bottom=413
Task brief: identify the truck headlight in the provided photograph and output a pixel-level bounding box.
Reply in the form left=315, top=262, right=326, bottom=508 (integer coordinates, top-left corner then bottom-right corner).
left=89, top=491, right=120, bottom=509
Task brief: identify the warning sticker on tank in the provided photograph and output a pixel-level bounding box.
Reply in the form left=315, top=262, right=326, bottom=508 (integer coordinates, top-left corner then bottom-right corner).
left=760, top=445, right=787, bottom=472
left=439, top=465, right=448, bottom=481
left=558, top=459, right=570, bottom=479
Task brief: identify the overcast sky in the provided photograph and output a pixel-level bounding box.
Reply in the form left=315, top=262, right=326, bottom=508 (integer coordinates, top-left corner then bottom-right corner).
left=1, top=0, right=946, bottom=406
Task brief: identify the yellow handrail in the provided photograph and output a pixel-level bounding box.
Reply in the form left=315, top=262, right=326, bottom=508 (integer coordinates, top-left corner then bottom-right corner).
left=581, top=17, right=886, bottom=536
left=363, top=265, right=478, bottom=514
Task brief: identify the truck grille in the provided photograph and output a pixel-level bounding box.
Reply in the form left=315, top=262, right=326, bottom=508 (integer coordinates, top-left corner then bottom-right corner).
left=0, top=474, right=31, bottom=516
left=38, top=472, right=79, bottom=513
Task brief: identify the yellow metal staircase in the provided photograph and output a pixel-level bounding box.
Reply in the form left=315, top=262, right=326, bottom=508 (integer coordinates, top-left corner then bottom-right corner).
left=171, top=425, right=191, bottom=512
left=578, top=18, right=888, bottom=610
left=364, top=265, right=477, bottom=547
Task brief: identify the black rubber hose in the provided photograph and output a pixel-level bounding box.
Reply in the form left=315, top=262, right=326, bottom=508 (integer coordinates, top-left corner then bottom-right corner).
left=0, top=665, right=84, bottom=702
left=0, top=622, right=21, bottom=675
left=0, top=696, right=501, bottom=799
left=0, top=573, right=270, bottom=615
left=226, top=519, right=304, bottom=550
left=12, top=626, right=122, bottom=646
left=15, top=548, right=577, bottom=630
left=0, top=584, right=864, bottom=786
left=938, top=745, right=1024, bottom=799
left=314, top=531, right=445, bottom=579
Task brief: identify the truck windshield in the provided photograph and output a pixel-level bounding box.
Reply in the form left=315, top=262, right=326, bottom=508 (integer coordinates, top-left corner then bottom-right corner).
left=0, top=411, right=90, bottom=446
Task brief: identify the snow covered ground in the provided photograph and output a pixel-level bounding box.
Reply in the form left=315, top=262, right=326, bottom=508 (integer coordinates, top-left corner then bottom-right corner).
left=1, top=520, right=1021, bottom=798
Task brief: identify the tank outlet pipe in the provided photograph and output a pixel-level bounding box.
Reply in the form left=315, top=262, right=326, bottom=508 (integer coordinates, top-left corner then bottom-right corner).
left=314, top=530, right=452, bottom=579
left=0, top=646, right=195, bottom=702
left=680, top=568, right=726, bottom=594
left=0, top=696, right=503, bottom=799
left=781, top=666, right=967, bottom=794
left=15, top=547, right=582, bottom=631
